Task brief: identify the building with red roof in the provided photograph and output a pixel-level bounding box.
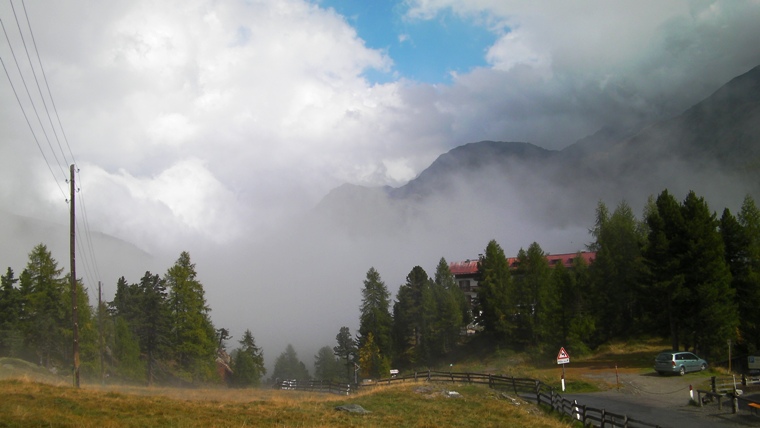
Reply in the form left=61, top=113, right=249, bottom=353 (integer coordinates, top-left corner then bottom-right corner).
left=449, top=251, right=596, bottom=309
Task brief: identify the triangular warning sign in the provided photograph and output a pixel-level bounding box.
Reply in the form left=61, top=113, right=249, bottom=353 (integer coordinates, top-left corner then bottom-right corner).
left=557, top=347, right=569, bottom=359
left=556, top=347, right=570, bottom=365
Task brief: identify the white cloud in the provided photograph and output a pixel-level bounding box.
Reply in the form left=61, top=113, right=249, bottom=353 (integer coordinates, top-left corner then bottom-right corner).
left=1, top=0, right=759, bottom=362
left=485, top=31, right=551, bottom=76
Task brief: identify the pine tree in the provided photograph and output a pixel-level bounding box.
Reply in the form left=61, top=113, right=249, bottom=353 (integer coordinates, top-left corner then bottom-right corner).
left=511, top=242, right=551, bottom=347
left=333, top=326, right=357, bottom=383
left=231, top=329, right=265, bottom=387
left=392, top=266, right=431, bottom=366
left=645, top=190, right=738, bottom=358
left=736, top=196, right=760, bottom=352
left=111, top=316, right=143, bottom=380
left=433, top=258, right=466, bottom=353
left=271, top=344, right=310, bottom=382
left=0, top=268, right=21, bottom=356
left=679, top=191, right=737, bottom=358
left=314, top=345, right=343, bottom=381
left=644, top=190, right=686, bottom=351
left=136, top=272, right=169, bottom=384
left=358, top=267, right=392, bottom=361
left=588, top=201, right=646, bottom=339
left=476, top=240, right=514, bottom=342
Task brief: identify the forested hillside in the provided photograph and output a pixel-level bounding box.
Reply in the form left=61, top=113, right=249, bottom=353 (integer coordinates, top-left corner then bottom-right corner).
left=3, top=189, right=756, bottom=386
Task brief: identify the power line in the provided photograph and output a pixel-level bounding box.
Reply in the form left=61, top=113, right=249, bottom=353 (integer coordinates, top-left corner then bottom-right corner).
left=0, top=54, right=68, bottom=201
left=0, top=14, right=68, bottom=181
left=11, top=0, right=72, bottom=167
left=2, top=2, right=104, bottom=290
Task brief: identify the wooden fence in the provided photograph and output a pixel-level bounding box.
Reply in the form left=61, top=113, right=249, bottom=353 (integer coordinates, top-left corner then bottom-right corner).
left=695, top=374, right=760, bottom=415
left=279, top=370, right=665, bottom=427
left=275, top=379, right=352, bottom=395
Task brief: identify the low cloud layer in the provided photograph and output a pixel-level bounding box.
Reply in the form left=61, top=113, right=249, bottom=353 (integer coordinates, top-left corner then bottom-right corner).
left=2, top=0, right=759, bottom=368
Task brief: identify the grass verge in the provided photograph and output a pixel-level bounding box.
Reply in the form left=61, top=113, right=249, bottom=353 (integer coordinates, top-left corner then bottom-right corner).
left=0, top=378, right=576, bottom=427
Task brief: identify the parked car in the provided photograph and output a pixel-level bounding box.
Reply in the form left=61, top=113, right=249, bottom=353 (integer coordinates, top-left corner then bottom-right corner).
left=654, top=351, right=708, bottom=376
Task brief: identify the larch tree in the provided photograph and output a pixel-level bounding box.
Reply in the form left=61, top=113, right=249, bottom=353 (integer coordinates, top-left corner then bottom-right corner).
left=357, top=332, right=389, bottom=379
left=165, top=251, right=216, bottom=382
left=18, top=244, right=67, bottom=368
left=232, top=329, right=265, bottom=387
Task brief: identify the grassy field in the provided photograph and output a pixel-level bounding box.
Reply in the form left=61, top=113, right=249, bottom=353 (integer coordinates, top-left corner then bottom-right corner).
left=0, top=338, right=711, bottom=427
left=0, top=378, right=574, bottom=427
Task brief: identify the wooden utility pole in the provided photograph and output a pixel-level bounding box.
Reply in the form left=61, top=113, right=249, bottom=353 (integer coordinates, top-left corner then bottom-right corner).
left=70, top=164, right=80, bottom=388
left=99, top=280, right=104, bottom=385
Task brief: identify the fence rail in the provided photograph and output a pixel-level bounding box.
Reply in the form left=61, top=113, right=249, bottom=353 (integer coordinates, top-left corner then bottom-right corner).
left=275, top=379, right=351, bottom=395
left=279, top=370, right=668, bottom=427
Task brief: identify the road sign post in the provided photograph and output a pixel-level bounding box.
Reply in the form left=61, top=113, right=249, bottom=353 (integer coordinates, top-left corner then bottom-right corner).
left=557, top=347, right=570, bottom=391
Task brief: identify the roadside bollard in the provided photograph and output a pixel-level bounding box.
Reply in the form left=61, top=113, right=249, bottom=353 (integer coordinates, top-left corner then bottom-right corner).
left=690, top=385, right=693, bottom=401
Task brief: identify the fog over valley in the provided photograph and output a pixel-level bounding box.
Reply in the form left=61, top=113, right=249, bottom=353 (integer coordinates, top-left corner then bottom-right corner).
left=2, top=0, right=760, bottom=370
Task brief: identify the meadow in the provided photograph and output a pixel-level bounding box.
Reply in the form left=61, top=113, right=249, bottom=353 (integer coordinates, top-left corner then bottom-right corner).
left=1, top=338, right=710, bottom=427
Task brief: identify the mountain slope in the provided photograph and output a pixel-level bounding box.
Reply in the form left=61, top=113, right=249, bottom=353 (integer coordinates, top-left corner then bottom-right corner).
left=310, top=64, right=760, bottom=250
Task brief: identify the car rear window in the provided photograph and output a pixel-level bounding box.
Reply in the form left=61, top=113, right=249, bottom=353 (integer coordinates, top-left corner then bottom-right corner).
left=656, top=353, right=673, bottom=362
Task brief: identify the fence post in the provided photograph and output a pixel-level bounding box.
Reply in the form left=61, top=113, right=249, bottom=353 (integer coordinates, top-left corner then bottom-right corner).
left=512, top=376, right=517, bottom=395
left=711, top=376, right=716, bottom=393
left=488, top=374, right=492, bottom=389
left=535, top=380, right=541, bottom=404
left=600, top=409, right=606, bottom=428
left=732, top=393, right=738, bottom=414
left=427, top=370, right=431, bottom=382
left=623, top=414, right=629, bottom=428
left=550, top=389, right=555, bottom=410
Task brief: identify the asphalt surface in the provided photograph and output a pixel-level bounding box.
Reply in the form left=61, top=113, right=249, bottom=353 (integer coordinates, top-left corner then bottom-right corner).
left=521, top=370, right=759, bottom=427
left=563, top=390, right=759, bottom=428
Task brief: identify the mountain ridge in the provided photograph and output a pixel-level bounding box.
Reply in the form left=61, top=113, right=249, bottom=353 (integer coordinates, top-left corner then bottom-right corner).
left=312, top=64, right=760, bottom=241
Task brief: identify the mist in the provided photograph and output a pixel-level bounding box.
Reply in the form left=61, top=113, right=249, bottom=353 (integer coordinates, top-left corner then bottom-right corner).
left=2, top=0, right=760, bottom=373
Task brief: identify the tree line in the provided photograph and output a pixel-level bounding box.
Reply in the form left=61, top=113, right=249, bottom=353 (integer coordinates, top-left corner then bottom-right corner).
left=0, top=249, right=268, bottom=387
left=1, top=188, right=758, bottom=386
left=331, top=190, right=760, bottom=381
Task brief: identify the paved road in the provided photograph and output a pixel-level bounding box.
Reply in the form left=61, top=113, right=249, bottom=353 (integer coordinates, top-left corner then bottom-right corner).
left=521, top=370, right=759, bottom=427
left=563, top=390, right=759, bottom=428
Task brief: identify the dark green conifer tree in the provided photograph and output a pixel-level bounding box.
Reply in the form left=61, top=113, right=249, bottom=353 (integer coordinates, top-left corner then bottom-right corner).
left=476, top=240, right=514, bottom=342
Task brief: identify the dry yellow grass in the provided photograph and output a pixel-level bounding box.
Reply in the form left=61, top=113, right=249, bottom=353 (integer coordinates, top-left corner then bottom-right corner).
left=0, top=378, right=574, bottom=427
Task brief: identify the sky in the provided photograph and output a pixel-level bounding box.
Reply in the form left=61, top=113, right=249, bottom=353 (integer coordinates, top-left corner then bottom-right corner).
left=2, top=0, right=760, bottom=370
